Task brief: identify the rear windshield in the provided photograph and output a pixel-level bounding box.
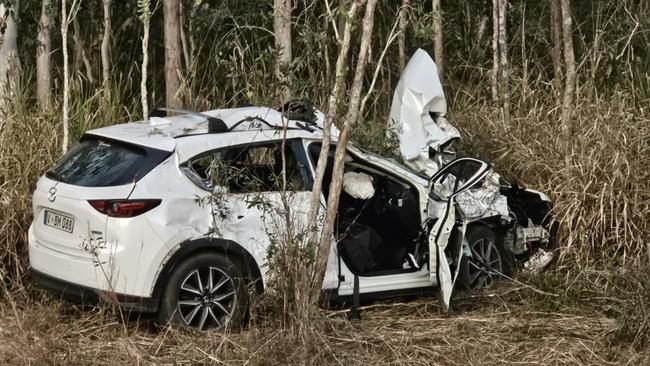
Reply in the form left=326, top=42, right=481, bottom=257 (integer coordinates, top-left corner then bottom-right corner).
left=46, top=135, right=172, bottom=187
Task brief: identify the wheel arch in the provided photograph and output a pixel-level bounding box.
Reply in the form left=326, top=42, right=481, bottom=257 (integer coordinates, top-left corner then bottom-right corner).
left=151, top=237, right=264, bottom=304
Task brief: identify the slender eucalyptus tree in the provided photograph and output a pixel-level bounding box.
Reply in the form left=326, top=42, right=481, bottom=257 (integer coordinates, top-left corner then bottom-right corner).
left=398, top=0, right=410, bottom=72
left=432, top=0, right=443, bottom=80
left=138, top=0, right=153, bottom=119
left=164, top=0, right=183, bottom=108
left=560, top=0, right=575, bottom=133
left=101, top=0, right=112, bottom=100
left=36, top=0, right=52, bottom=109
left=309, top=0, right=379, bottom=306
left=274, top=0, right=292, bottom=103
left=0, top=1, right=20, bottom=109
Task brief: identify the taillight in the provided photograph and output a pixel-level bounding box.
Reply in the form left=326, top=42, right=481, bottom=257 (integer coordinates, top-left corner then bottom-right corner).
left=88, top=199, right=161, bottom=218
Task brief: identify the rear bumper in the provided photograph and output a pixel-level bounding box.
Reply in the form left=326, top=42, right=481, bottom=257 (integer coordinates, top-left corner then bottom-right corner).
left=30, top=268, right=159, bottom=313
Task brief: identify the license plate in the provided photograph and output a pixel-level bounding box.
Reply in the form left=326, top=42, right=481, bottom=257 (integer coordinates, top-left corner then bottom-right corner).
left=44, top=210, right=74, bottom=233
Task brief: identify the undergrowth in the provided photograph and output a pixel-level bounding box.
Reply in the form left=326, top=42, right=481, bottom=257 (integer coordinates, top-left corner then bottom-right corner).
left=1, top=60, right=649, bottom=366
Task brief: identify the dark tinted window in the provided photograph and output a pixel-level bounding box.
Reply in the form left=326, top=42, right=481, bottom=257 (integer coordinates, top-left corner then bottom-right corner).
left=46, top=136, right=171, bottom=187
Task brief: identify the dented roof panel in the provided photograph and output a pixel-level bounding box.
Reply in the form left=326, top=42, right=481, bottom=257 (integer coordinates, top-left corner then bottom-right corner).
left=87, top=122, right=178, bottom=152
left=85, top=106, right=335, bottom=153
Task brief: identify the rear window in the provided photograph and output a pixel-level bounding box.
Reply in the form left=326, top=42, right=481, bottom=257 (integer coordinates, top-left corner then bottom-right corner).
left=46, top=136, right=171, bottom=187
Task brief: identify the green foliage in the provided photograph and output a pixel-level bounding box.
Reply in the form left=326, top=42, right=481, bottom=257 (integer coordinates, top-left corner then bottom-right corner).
left=137, top=0, right=152, bottom=22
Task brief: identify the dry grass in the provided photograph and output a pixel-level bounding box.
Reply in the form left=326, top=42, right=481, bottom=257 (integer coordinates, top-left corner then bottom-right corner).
left=0, top=112, right=60, bottom=289
left=0, top=66, right=649, bottom=364
left=0, top=280, right=647, bottom=365
left=453, top=91, right=650, bottom=265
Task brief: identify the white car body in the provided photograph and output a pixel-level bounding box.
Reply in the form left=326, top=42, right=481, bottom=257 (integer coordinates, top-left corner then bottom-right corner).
left=29, top=50, right=552, bottom=323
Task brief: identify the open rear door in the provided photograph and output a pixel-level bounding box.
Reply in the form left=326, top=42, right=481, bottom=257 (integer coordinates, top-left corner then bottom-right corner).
left=427, top=158, right=492, bottom=311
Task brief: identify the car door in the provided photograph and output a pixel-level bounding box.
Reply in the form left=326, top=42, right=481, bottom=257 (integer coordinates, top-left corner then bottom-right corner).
left=427, top=157, right=492, bottom=311
left=180, top=139, right=313, bottom=270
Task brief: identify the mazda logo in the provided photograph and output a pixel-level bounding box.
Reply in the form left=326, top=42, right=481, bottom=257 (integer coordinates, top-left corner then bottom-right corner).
left=48, top=187, right=57, bottom=202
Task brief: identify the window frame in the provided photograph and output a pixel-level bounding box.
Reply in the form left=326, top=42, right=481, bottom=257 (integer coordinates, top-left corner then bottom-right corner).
left=46, top=134, right=172, bottom=187
left=180, top=138, right=311, bottom=193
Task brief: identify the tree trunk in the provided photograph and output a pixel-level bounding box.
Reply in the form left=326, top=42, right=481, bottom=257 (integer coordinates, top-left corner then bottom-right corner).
left=305, top=0, right=360, bottom=252
left=188, top=3, right=198, bottom=63
left=398, top=0, right=410, bottom=72
left=73, top=17, right=94, bottom=83
left=560, top=0, right=575, bottom=134
left=431, top=0, right=444, bottom=80
left=274, top=0, right=292, bottom=104
left=310, top=0, right=378, bottom=305
left=549, top=0, right=563, bottom=84
left=139, top=0, right=152, bottom=119
left=490, top=0, right=499, bottom=101
left=498, top=0, right=510, bottom=125
left=101, top=0, right=112, bottom=100
left=61, top=0, right=71, bottom=153
left=163, top=0, right=182, bottom=108
left=36, top=0, right=52, bottom=110
left=0, top=1, right=20, bottom=108
left=179, top=3, right=191, bottom=71
left=474, top=15, right=487, bottom=54
left=337, top=0, right=348, bottom=39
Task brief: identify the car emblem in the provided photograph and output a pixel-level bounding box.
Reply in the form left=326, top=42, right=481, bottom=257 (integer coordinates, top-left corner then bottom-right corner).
left=48, top=187, right=57, bottom=202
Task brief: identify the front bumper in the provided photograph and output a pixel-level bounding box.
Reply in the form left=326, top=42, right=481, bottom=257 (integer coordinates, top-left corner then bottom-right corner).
left=31, top=268, right=159, bottom=313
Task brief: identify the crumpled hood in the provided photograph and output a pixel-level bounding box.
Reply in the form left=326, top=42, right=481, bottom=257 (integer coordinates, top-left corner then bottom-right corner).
left=388, top=49, right=460, bottom=166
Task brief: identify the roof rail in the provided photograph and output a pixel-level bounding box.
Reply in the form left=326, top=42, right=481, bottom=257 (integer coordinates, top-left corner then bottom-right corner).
left=148, top=107, right=227, bottom=133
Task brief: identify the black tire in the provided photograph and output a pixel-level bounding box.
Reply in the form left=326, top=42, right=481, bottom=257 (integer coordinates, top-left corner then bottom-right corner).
left=157, top=253, right=248, bottom=331
left=458, top=225, right=512, bottom=290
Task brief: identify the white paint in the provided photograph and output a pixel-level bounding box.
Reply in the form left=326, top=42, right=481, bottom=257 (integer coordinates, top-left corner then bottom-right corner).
left=342, top=171, right=375, bottom=199
left=388, top=49, right=459, bottom=172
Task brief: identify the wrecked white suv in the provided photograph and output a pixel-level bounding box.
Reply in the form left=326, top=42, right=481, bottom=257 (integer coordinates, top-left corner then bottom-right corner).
left=29, top=50, right=553, bottom=330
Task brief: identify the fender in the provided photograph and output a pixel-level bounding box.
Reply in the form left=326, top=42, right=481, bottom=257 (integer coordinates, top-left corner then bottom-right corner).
left=150, top=237, right=264, bottom=303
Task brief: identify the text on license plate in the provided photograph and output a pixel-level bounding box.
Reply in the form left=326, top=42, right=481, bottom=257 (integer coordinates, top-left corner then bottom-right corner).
left=44, top=210, right=74, bottom=233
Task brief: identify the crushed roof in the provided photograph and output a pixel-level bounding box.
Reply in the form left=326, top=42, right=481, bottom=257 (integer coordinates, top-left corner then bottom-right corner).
left=86, top=106, right=337, bottom=151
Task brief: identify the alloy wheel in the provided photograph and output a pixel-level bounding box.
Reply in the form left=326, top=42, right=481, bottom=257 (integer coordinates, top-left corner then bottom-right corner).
left=177, top=266, right=236, bottom=331
left=466, top=238, right=503, bottom=289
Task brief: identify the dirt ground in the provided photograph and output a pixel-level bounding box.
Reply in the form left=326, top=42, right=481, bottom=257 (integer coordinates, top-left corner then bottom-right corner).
left=0, top=280, right=645, bottom=365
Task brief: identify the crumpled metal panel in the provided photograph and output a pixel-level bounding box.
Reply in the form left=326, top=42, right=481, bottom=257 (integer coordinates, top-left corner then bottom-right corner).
left=455, top=171, right=510, bottom=220
left=388, top=49, right=460, bottom=168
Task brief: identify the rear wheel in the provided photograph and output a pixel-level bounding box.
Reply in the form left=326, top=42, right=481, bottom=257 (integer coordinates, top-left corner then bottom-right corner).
left=158, top=253, right=248, bottom=331
left=459, top=225, right=512, bottom=290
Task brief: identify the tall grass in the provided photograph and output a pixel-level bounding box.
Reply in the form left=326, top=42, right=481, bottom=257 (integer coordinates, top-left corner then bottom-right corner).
left=452, top=89, right=650, bottom=265
left=0, top=74, right=137, bottom=291
left=1, top=67, right=648, bottom=288
left=1, top=55, right=649, bottom=366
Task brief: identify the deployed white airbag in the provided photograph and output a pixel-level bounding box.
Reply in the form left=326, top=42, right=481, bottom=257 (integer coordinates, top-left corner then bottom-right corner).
left=342, top=171, right=375, bottom=199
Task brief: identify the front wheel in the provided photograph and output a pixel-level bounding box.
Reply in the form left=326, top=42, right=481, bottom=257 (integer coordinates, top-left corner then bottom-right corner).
left=158, top=253, right=248, bottom=331
left=458, top=225, right=512, bottom=290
